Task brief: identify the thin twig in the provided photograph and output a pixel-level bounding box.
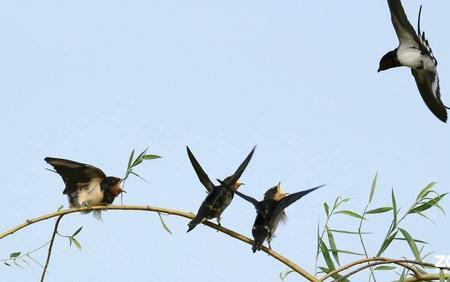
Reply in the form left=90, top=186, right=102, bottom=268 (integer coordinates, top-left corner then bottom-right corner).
left=40, top=215, right=64, bottom=282
left=0, top=205, right=318, bottom=282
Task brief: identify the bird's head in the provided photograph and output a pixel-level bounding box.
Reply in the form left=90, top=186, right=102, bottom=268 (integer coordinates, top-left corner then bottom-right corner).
left=378, top=50, right=400, bottom=72
left=264, top=182, right=287, bottom=201
left=103, top=177, right=124, bottom=197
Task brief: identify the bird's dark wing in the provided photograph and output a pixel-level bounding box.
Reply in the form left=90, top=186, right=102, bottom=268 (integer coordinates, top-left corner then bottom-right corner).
left=270, top=184, right=324, bottom=227
left=186, top=146, right=215, bottom=192
left=224, top=146, right=256, bottom=187
left=44, top=157, right=106, bottom=194
left=411, top=69, right=447, bottom=122
left=234, top=190, right=261, bottom=209
left=387, top=0, right=420, bottom=47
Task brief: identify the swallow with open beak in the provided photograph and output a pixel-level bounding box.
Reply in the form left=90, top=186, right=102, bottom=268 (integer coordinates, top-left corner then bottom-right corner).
left=45, top=157, right=124, bottom=218
left=186, top=146, right=255, bottom=232
left=233, top=182, right=324, bottom=252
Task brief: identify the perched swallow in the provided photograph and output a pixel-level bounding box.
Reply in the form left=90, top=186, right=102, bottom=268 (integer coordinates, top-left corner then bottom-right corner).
left=45, top=157, right=123, bottom=218
left=233, top=182, right=323, bottom=252
left=378, top=0, right=448, bottom=122
left=186, top=146, right=255, bottom=232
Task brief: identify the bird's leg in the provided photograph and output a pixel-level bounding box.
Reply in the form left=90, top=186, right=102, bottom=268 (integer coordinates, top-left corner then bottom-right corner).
left=216, top=218, right=222, bottom=232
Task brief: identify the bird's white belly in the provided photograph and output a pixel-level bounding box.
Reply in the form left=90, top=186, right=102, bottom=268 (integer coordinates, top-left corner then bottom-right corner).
left=74, top=183, right=104, bottom=207
left=398, top=47, right=435, bottom=71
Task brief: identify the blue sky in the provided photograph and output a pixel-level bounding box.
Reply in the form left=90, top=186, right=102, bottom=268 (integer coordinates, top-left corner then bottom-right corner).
left=0, top=0, right=449, bottom=281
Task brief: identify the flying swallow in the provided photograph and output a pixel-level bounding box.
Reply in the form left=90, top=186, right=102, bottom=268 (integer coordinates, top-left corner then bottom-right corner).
left=45, top=157, right=123, bottom=218
left=233, top=182, right=323, bottom=252
left=378, top=0, right=448, bottom=122
left=186, top=146, right=255, bottom=232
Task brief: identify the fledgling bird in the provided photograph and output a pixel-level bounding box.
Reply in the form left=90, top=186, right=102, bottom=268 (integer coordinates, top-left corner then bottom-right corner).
left=378, top=0, right=448, bottom=122
left=45, top=157, right=124, bottom=218
left=234, top=182, right=324, bottom=252
left=186, top=146, right=255, bottom=232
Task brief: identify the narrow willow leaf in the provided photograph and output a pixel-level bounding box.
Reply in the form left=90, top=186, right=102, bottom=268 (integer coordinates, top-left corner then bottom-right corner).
left=127, top=149, right=135, bottom=171
left=13, top=260, right=23, bottom=269
left=157, top=212, right=173, bottom=235
left=326, top=227, right=339, bottom=265
left=366, top=207, right=393, bottom=214
left=323, top=203, right=330, bottom=217
left=132, top=148, right=148, bottom=167
left=391, top=189, right=397, bottom=227
left=394, top=237, right=428, bottom=244
left=9, top=252, right=21, bottom=259
left=335, top=197, right=350, bottom=209
left=143, top=154, right=162, bottom=160
left=327, top=249, right=365, bottom=256
left=409, top=194, right=447, bottom=214
left=130, top=171, right=148, bottom=183
left=72, top=226, right=83, bottom=237
left=373, top=265, right=396, bottom=271
left=369, top=172, right=378, bottom=203
left=70, top=237, right=82, bottom=250
left=318, top=267, right=350, bottom=282
left=398, top=228, right=420, bottom=260
left=329, top=229, right=373, bottom=235
left=57, top=205, right=64, bottom=212
left=377, top=230, right=398, bottom=256
left=21, top=259, right=30, bottom=266
left=4, top=262, right=11, bottom=267
left=336, top=210, right=365, bottom=220
left=416, top=182, right=436, bottom=201
left=319, top=239, right=335, bottom=271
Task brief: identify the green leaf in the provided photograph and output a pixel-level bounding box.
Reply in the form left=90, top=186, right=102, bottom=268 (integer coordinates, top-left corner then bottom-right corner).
left=319, top=239, right=335, bottom=271
left=366, top=207, right=393, bottom=214
left=132, top=148, right=148, bottom=167
left=373, top=265, right=396, bottom=271
left=394, top=237, right=428, bottom=244
left=72, top=226, right=83, bottom=237
left=4, top=262, right=11, bottom=267
left=143, top=154, right=162, bottom=160
left=57, top=205, right=64, bottom=212
left=127, top=149, right=135, bottom=170
left=369, top=172, right=378, bottom=203
left=130, top=171, right=149, bottom=183
left=391, top=189, right=397, bottom=227
left=409, top=193, right=447, bottom=214
left=70, top=237, right=82, bottom=250
left=326, top=226, right=339, bottom=265
left=416, top=182, right=436, bottom=201
left=328, top=229, right=373, bottom=235
left=336, top=210, right=365, bottom=220
left=157, top=212, right=173, bottom=235
left=398, top=228, right=420, bottom=260
left=10, top=252, right=21, bottom=259
left=323, top=203, right=330, bottom=217
left=327, top=249, right=365, bottom=256
left=318, top=267, right=350, bottom=282
left=377, top=230, right=398, bottom=256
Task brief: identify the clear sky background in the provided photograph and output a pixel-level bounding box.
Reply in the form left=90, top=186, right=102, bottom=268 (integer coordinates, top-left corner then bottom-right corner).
left=1, top=1, right=449, bottom=281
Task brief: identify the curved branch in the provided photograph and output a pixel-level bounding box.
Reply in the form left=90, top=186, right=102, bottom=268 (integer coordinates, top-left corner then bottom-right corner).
left=0, top=205, right=318, bottom=282
left=319, top=257, right=450, bottom=281
left=41, top=215, right=64, bottom=282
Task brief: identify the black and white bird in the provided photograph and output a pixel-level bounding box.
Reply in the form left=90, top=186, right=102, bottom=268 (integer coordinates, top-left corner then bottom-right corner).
left=186, top=146, right=255, bottom=232
left=378, top=0, right=448, bottom=122
left=234, top=183, right=324, bottom=252
left=45, top=157, right=123, bottom=218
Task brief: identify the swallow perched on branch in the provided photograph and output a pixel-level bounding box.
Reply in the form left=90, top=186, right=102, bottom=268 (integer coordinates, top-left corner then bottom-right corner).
left=378, top=0, right=448, bottom=122
left=186, top=146, right=255, bottom=232
left=233, top=182, right=324, bottom=252
left=45, top=157, right=124, bottom=218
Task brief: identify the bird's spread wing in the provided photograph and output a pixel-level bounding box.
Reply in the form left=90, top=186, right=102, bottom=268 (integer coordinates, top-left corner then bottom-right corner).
left=45, top=157, right=106, bottom=194
left=411, top=69, right=447, bottom=122
left=186, top=146, right=214, bottom=192
left=234, top=190, right=261, bottom=208
left=224, top=146, right=256, bottom=187
left=269, top=184, right=324, bottom=227
left=387, top=0, right=420, bottom=47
